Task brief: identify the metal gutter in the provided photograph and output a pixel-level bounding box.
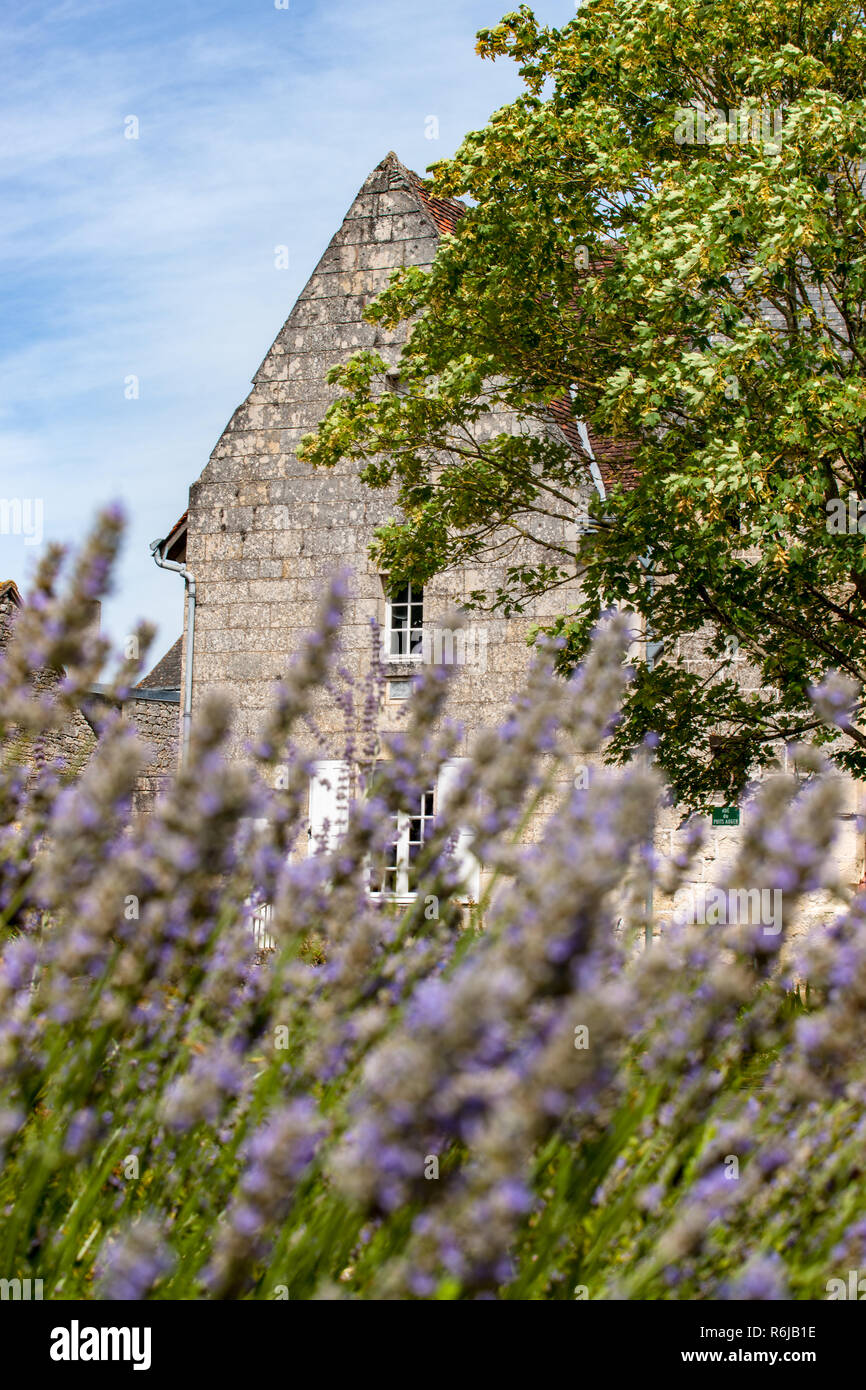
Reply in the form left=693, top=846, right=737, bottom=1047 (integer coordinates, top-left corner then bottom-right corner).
left=150, top=539, right=196, bottom=760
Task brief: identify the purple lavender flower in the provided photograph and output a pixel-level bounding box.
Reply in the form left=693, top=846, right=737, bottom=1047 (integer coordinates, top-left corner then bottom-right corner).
left=721, top=1253, right=788, bottom=1301
left=97, top=1218, right=175, bottom=1301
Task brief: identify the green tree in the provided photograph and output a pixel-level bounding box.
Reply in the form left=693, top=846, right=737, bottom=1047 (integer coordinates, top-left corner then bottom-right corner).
left=301, top=0, right=866, bottom=808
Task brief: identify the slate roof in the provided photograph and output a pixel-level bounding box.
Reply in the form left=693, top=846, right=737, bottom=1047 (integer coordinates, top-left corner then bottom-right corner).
left=136, top=635, right=182, bottom=690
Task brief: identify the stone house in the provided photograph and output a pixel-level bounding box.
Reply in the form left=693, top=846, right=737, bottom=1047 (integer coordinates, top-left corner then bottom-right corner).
left=0, top=579, right=98, bottom=780
left=147, top=152, right=864, bottom=925
left=1, top=574, right=181, bottom=815
left=123, top=636, right=181, bottom=815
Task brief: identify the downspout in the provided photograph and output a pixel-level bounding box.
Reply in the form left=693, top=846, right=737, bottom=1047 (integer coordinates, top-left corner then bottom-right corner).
left=150, top=538, right=196, bottom=761
left=578, top=414, right=656, bottom=945
left=576, top=419, right=606, bottom=506
left=640, top=551, right=656, bottom=947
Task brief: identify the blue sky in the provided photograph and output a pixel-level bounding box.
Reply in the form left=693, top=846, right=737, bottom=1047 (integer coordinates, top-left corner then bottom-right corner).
left=0, top=0, right=570, bottom=666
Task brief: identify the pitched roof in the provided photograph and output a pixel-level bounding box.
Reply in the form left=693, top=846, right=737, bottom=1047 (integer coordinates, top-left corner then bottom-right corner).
left=161, top=155, right=637, bottom=546
left=393, top=155, right=639, bottom=494
left=401, top=162, right=465, bottom=237
left=136, top=635, right=182, bottom=690
left=0, top=579, right=22, bottom=609
left=163, top=511, right=187, bottom=563
left=548, top=398, right=640, bottom=494
left=587, top=429, right=641, bottom=493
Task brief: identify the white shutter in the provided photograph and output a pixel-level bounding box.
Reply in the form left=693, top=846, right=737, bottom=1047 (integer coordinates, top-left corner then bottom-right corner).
left=437, top=758, right=480, bottom=901
left=242, top=818, right=276, bottom=949
left=308, top=760, right=350, bottom=855
left=394, top=810, right=412, bottom=898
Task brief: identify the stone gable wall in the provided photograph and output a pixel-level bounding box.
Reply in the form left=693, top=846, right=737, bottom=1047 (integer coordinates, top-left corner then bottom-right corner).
left=184, top=156, right=591, bottom=769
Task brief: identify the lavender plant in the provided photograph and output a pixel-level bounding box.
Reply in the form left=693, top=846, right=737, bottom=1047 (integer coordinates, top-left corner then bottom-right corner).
left=0, top=512, right=864, bottom=1301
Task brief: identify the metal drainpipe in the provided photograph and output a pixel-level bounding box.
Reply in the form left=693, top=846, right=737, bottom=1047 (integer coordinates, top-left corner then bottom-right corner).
left=150, top=538, right=196, bottom=761
left=576, top=418, right=607, bottom=507
left=578, top=416, right=656, bottom=942
left=640, top=551, right=656, bottom=947
left=577, top=418, right=655, bottom=938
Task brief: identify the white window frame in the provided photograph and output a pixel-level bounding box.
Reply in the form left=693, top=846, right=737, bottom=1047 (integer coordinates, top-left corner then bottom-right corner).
left=385, top=579, right=425, bottom=661
left=368, top=759, right=480, bottom=905
left=241, top=817, right=276, bottom=949
left=369, top=785, right=437, bottom=903
left=387, top=676, right=416, bottom=702
left=302, top=758, right=480, bottom=906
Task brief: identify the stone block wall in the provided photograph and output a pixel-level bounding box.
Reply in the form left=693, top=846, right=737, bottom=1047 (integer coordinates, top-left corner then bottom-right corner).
left=183, top=153, right=591, bottom=770
left=0, top=601, right=97, bottom=782
left=124, top=696, right=180, bottom=815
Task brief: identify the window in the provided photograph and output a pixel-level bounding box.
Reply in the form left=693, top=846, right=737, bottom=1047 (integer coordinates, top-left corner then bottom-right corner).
left=305, top=758, right=480, bottom=905
left=370, top=760, right=480, bottom=903
left=386, top=580, right=424, bottom=660
left=372, top=786, right=436, bottom=899
left=383, top=365, right=404, bottom=393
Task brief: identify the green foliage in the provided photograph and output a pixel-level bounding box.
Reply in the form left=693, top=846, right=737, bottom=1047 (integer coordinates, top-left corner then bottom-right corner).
left=301, top=0, right=866, bottom=808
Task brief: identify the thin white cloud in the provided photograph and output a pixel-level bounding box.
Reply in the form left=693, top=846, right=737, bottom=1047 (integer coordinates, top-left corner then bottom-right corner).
left=0, top=0, right=570, bottom=667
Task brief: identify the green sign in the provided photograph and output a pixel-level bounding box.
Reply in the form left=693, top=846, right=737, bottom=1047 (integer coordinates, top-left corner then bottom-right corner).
left=711, top=806, right=740, bottom=827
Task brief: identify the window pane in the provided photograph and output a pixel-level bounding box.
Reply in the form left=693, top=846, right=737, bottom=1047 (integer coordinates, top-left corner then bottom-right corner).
left=371, top=778, right=435, bottom=898
left=386, top=582, right=424, bottom=663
